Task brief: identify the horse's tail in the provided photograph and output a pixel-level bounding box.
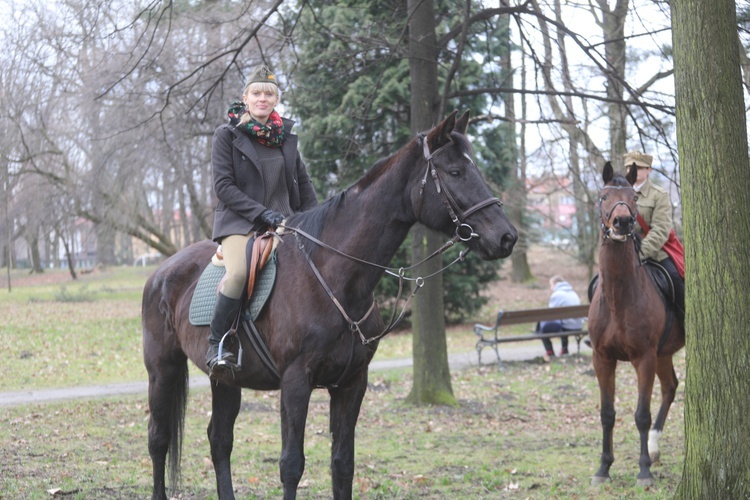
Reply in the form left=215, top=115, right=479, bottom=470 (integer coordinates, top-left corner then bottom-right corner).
left=155, top=292, right=190, bottom=495
left=143, top=267, right=191, bottom=497
left=166, top=359, right=189, bottom=494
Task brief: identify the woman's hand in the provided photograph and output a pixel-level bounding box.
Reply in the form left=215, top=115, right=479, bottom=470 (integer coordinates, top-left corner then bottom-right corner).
left=257, top=209, right=285, bottom=227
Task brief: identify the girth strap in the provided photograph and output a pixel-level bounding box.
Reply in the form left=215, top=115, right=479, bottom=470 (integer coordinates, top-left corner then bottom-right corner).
left=239, top=316, right=280, bottom=380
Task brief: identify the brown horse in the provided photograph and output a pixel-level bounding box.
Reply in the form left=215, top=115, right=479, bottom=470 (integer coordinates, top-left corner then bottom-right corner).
left=588, top=162, right=685, bottom=487
left=142, top=111, right=517, bottom=500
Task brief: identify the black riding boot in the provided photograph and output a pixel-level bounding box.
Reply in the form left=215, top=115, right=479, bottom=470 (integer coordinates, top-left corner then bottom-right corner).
left=205, top=293, right=242, bottom=372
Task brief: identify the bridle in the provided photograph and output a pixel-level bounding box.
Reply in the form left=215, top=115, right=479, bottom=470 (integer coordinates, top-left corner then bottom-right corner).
left=417, top=133, right=503, bottom=242
left=280, top=134, right=503, bottom=347
left=599, top=185, right=637, bottom=242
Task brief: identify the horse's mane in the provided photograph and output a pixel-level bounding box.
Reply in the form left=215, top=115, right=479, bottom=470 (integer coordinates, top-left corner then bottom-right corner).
left=284, top=193, right=346, bottom=256
left=449, top=131, right=473, bottom=156
left=354, top=130, right=473, bottom=191
left=284, top=131, right=473, bottom=255
left=607, top=173, right=632, bottom=188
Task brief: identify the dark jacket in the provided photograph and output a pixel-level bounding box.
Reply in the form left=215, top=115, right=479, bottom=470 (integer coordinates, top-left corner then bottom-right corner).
left=211, top=117, right=318, bottom=242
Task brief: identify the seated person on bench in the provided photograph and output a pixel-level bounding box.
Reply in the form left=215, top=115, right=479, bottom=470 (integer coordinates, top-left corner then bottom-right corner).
left=535, top=275, right=584, bottom=357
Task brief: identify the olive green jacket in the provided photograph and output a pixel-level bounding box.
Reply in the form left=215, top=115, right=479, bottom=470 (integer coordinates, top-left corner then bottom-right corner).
left=634, top=177, right=671, bottom=262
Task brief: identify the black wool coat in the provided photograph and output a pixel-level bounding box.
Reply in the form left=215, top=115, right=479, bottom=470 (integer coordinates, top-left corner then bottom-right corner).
left=211, top=117, right=318, bottom=242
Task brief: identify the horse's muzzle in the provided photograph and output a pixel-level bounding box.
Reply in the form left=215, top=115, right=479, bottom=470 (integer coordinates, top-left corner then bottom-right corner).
left=610, top=215, right=635, bottom=241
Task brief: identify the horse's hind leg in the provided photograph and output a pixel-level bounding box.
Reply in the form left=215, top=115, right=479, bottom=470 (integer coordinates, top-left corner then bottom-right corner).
left=328, top=370, right=368, bottom=499
left=633, top=356, right=657, bottom=487
left=208, top=382, right=242, bottom=499
left=649, top=356, right=679, bottom=463
left=591, top=354, right=617, bottom=486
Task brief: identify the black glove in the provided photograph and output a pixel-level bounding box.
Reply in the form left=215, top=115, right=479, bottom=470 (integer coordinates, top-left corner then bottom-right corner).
left=257, top=209, right=285, bottom=228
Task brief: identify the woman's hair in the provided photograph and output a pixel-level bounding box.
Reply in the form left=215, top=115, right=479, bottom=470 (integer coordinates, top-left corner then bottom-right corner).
left=240, top=81, right=281, bottom=125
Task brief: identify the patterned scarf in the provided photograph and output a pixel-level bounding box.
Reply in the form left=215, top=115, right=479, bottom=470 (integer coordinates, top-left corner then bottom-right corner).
left=227, top=101, right=285, bottom=148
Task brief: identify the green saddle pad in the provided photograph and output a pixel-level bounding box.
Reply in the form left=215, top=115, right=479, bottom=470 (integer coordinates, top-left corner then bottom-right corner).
left=189, top=253, right=277, bottom=326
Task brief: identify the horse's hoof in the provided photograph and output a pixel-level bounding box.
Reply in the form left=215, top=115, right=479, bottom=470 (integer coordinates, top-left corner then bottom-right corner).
left=637, top=476, right=654, bottom=488
left=591, top=475, right=610, bottom=486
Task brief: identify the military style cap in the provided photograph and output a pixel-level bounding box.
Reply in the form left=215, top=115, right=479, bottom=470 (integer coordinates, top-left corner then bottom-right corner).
left=623, top=151, right=653, bottom=168
left=247, top=65, right=278, bottom=87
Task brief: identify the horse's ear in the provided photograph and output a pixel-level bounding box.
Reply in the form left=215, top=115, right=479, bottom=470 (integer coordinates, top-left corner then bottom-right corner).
left=602, top=161, right=614, bottom=184
left=454, top=110, right=470, bottom=134
left=625, top=164, right=637, bottom=186
left=427, top=110, right=458, bottom=149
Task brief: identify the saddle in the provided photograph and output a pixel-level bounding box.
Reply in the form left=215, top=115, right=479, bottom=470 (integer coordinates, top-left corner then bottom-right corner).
left=587, top=260, right=674, bottom=305
left=215, top=231, right=277, bottom=303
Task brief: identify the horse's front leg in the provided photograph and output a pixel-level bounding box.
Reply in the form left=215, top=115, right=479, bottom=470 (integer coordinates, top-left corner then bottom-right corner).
left=208, top=381, right=242, bottom=499
left=279, top=363, right=313, bottom=500
left=328, top=368, right=368, bottom=499
left=633, top=356, right=657, bottom=487
left=591, top=353, right=617, bottom=485
left=649, top=355, right=679, bottom=463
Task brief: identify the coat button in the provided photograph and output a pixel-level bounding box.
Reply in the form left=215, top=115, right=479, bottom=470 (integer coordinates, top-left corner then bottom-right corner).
left=241, top=155, right=247, bottom=161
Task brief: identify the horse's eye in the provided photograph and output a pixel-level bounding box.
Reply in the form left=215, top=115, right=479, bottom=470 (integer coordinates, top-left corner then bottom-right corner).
left=633, top=195, right=639, bottom=202
left=449, top=168, right=461, bottom=178
left=601, top=194, right=608, bottom=201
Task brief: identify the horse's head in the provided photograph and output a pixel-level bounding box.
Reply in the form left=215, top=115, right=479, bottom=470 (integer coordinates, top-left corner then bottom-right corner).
left=599, top=161, right=638, bottom=242
left=410, top=110, right=517, bottom=260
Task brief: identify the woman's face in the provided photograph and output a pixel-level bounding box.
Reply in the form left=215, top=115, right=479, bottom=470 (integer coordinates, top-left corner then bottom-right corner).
left=244, top=84, right=279, bottom=124
left=635, top=166, right=651, bottom=185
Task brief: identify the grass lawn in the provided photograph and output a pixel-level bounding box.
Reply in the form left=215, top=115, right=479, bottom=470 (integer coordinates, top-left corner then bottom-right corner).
left=0, top=264, right=685, bottom=498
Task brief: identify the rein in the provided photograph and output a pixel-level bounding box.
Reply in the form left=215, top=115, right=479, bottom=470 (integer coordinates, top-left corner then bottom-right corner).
left=287, top=226, right=469, bottom=345
left=281, top=134, right=501, bottom=347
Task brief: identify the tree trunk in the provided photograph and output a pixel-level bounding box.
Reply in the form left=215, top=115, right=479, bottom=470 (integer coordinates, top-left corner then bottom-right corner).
left=60, top=232, right=77, bottom=280
left=28, top=232, right=44, bottom=274
left=596, top=0, right=629, bottom=168
left=672, top=0, right=750, bottom=497
left=405, top=0, right=455, bottom=406
left=501, top=9, right=532, bottom=284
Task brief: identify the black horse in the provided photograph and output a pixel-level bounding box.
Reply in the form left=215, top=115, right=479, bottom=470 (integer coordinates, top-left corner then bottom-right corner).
left=142, top=111, right=517, bottom=499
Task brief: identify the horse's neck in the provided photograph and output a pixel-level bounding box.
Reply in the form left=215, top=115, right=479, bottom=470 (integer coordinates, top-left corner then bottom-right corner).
left=598, top=240, right=645, bottom=302
left=314, top=154, right=419, bottom=295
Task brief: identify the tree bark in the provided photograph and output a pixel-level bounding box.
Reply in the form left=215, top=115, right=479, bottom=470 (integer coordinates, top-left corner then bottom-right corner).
left=501, top=8, right=532, bottom=284
left=595, top=0, right=629, bottom=168
left=405, top=0, right=456, bottom=406
left=672, top=0, right=750, bottom=497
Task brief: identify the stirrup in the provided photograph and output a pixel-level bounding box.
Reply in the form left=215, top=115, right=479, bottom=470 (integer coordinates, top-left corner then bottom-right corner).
left=209, top=330, right=243, bottom=374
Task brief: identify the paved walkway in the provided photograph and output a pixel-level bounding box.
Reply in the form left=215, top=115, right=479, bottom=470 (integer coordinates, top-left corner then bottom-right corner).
left=0, top=344, right=590, bottom=407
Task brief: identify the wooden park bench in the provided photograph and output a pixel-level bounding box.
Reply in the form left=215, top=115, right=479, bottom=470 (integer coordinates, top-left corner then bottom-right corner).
left=473, top=304, right=590, bottom=367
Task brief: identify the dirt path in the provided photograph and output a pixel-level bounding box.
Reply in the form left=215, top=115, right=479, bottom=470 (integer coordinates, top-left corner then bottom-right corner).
left=1, top=245, right=593, bottom=407
left=0, top=344, right=592, bottom=407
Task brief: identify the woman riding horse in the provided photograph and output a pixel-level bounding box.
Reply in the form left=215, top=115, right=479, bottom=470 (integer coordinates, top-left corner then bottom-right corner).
left=206, top=65, right=318, bottom=376
left=142, top=111, right=517, bottom=499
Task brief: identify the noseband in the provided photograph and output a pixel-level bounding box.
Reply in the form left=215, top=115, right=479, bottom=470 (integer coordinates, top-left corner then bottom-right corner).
left=418, top=134, right=502, bottom=242
left=599, top=185, right=637, bottom=242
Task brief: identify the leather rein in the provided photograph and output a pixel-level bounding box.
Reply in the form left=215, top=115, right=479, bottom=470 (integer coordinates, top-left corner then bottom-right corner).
left=282, top=135, right=502, bottom=347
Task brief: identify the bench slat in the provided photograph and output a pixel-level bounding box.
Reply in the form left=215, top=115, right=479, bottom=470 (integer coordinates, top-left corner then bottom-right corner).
left=472, top=304, right=590, bottom=368
left=491, top=304, right=589, bottom=325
